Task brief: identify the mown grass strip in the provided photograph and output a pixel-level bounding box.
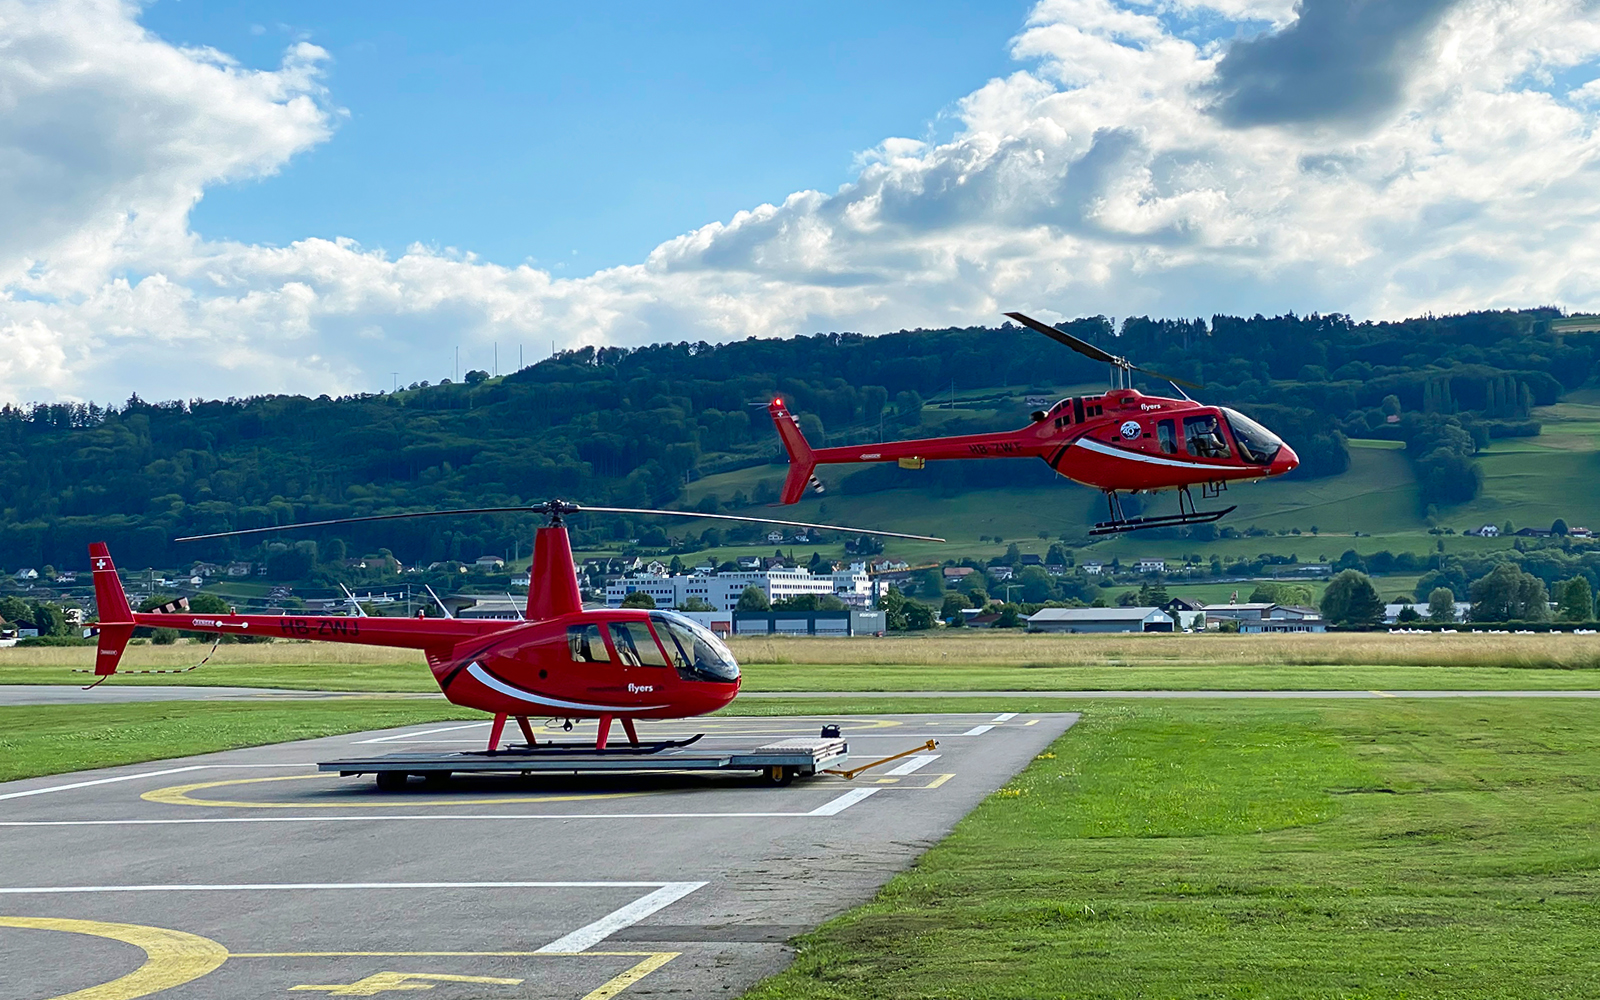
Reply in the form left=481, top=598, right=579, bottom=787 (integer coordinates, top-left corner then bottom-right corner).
left=743, top=699, right=1600, bottom=999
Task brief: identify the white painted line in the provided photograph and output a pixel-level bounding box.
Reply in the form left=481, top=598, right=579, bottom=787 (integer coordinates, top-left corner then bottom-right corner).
left=0, top=764, right=315, bottom=803
left=885, top=754, right=940, bottom=776
left=808, top=788, right=879, bottom=815
left=0, top=811, right=843, bottom=827
left=354, top=723, right=489, bottom=745
left=0, top=881, right=678, bottom=895
left=537, top=882, right=707, bottom=953
left=960, top=725, right=995, bottom=736
left=0, top=766, right=210, bottom=802
left=992, top=713, right=1017, bottom=722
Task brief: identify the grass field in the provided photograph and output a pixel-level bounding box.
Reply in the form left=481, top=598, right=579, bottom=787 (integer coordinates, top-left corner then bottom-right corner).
left=0, top=700, right=476, bottom=783
left=744, top=698, right=1600, bottom=999
left=3, top=633, right=1599, bottom=693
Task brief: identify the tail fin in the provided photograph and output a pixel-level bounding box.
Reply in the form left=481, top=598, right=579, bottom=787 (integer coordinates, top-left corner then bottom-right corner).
left=769, top=398, right=822, bottom=505
left=89, top=543, right=135, bottom=677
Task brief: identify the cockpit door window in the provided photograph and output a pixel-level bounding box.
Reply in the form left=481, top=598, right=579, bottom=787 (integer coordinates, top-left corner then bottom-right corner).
left=609, top=620, right=669, bottom=667
left=1184, top=415, right=1231, bottom=459
left=566, top=624, right=611, bottom=664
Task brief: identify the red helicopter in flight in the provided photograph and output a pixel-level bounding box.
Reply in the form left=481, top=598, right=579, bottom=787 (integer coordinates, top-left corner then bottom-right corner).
left=768, top=311, right=1299, bottom=534
left=88, top=501, right=940, bottom=759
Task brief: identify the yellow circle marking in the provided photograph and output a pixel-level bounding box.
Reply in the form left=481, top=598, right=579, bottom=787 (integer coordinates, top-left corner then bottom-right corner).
left=142, top=773, right=647, bottom=809
left=0, top=916, right=228, bottom=1000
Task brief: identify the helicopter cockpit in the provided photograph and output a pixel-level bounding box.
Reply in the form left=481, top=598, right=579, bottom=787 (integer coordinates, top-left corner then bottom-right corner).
left=652, top=611, right=741, bottom=683
left=1219, top=408, right=1284, bottom=465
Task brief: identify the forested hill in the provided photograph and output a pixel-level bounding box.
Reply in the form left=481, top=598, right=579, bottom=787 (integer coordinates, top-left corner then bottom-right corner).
left=1, top=307, right=1594, bottom=571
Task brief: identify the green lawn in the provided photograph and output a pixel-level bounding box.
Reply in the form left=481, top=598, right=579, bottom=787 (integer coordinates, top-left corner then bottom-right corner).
left=744, top=698, right=1600, bottom=999
left=0, top=700, right=477, bottom=783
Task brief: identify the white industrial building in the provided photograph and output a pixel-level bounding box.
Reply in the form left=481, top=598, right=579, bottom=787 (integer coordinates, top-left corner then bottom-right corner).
left=605, top=565, right=871, bottom=612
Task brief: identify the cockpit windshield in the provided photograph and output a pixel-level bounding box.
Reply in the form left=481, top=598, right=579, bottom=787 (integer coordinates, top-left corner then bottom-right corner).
left=1221, top=407, right=1284, bottom=465
left=651, top=612, right=740, bottom=683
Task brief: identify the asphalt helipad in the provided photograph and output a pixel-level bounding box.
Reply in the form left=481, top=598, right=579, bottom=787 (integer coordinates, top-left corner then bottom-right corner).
left=0, top=711, right=1076, bottom=1000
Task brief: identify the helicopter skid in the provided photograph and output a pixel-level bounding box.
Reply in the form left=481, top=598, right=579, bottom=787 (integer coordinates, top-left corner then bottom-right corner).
left=1089, top=504, right=1236, bottom=536
left=320, top=735, right=850, bottom=786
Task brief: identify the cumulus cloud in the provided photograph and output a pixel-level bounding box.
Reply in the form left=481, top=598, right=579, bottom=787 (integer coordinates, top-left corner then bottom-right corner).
left=3, top=0, right=1600, bottom=402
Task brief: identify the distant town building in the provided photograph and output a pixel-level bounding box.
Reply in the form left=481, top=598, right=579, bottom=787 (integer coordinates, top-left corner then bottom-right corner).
left=1081, top=561, right=1104, bottom=575
left=14, top=568, right=36, bottom=581
left=1136, top=558, right=1166, bottom=574
left=1468, top=524, right=1500, bottom=537
left=604, top=566, right=868, bottom=612
left=473, top=555, right=506, bottom=570
left=989, top=566, right=1014, bottom=581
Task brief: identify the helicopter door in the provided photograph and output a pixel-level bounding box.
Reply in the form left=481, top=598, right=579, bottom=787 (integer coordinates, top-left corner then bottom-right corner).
left=566, top=623, right=612, bottom=666
left=608, top=620, right=670, bottom=670
left=1157, top=419, right=1178, bottom=455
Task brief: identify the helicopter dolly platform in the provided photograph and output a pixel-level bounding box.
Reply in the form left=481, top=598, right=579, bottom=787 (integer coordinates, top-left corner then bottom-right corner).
left=319, top=733, right=851, bottom=789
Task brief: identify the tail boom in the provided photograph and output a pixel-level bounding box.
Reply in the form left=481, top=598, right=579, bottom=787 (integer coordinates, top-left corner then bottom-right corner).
left=767, top=400, right=1051, bottom=505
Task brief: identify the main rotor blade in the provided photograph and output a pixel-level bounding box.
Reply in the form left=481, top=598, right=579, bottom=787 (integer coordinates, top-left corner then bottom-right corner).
left=174, top=506, right=547, bottom=541
left=582, top=506, right=944, bottom=542
left=1132, top=365, right=1205, bottom=391
left=1005, top=311, right=1123, bottom=367
left=1005, top=311, right=1204, bottom=390
left=175, top=503, right=945, bottom=543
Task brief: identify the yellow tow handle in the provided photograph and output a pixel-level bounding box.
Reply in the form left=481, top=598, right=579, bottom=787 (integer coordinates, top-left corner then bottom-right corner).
left=823, top=740, right=938, bottom=780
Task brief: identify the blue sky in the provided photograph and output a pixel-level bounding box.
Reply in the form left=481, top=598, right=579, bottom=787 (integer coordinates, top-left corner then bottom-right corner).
left=142, top=0, right=1034, bottom=272
left=1, top=0, right=1595, bottom=402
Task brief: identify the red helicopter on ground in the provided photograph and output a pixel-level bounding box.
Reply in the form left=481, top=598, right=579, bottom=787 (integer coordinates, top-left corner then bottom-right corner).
left=769, top=311, right=1299, bottom=534
left=88, top=500, right=940, bottom=757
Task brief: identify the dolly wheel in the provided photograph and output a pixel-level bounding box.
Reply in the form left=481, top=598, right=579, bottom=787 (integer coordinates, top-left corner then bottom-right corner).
left=762, top=765, right=794, bottom=787
left=375, top=771, right=409, bottom=792
left=422, top=771, right=451, bottom=789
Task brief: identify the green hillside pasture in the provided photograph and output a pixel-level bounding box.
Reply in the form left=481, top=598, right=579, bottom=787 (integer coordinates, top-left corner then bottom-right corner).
left=744, top=699, right=1600, bottom=1000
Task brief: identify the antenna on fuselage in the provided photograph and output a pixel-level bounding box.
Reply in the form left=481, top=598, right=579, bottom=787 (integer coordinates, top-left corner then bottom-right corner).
left=338, top=582, right=368, bottom=617
left=505, top=592, right=526, bottom=621
left=424, top=584, right=454, bottom=619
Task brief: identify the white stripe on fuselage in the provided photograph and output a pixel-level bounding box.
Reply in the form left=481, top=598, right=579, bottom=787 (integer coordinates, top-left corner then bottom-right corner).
left=1072, top=436, right=1245, bottom=472
left=464, top=663, right=668, bottom=713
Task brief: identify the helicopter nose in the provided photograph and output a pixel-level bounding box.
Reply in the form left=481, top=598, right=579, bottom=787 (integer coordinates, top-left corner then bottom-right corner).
left=1271, top=443, right=1299, bottom=476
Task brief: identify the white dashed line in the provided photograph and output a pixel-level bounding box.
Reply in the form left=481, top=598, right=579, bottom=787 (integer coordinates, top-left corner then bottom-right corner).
left=960, top=725, right=995, bottom=736
left=537, top=882, right=707, bottom=952
left=992, top=713, right=1017, bottom=722
left=885, top=755, right=940, bottom=776
left=807, top=788, right=880, bottom=815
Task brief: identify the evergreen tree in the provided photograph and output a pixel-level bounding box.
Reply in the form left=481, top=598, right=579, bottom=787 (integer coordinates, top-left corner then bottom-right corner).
left=1556, top=577, right=1594, bottom=622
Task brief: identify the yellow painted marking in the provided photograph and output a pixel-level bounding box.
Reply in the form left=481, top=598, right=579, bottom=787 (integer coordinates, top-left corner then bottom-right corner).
left=142, top=774, right=645, bottom=809
left=874, top=778, right=898, bottom=784
left=1025, top=719, right=1040, bottom=726
left=581, top=952, right=679, bottom=1000
left=0, top=916, right=227, bottom=1000
left=231, top=951, right=661, bottom=958
left=924, top=773, right=955, bottom=789
left=1370, top=690, right=1397, bottom=698
left=291, top=972, right=523, bottom=995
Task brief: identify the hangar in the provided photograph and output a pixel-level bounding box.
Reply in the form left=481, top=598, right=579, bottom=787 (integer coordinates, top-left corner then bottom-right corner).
left=1027, top=607, right=1174, bottom=633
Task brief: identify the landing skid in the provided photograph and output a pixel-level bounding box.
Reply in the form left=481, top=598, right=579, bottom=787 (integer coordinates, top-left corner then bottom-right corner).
left=473, top=733, right=706, bottom=757
left=1090, top=486, right=1235, bottom=536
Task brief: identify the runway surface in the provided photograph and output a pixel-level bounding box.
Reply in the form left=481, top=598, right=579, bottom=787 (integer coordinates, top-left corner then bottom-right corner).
left=4, top=684, right=1598, bottom=706
left=0, top=711, right=1074, bottom=1000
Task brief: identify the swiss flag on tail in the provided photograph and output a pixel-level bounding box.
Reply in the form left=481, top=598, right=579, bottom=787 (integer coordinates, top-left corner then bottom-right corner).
left=89, top=543, right=134, bottom=676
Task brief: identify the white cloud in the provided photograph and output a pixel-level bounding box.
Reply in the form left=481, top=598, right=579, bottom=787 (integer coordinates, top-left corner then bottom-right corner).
left=3, top=0, right=1600, bottom=403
